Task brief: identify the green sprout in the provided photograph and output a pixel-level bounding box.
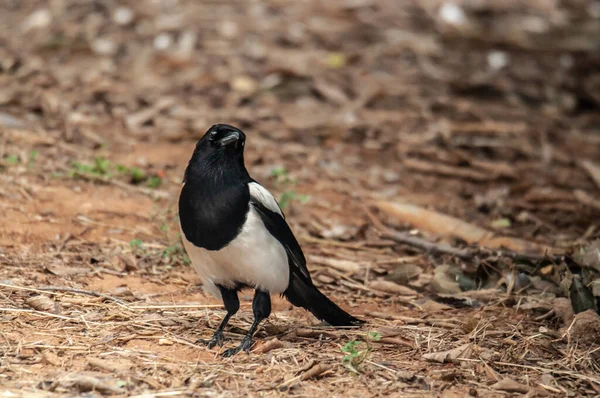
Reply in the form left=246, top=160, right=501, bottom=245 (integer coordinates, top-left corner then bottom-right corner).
left=70, top=157, right=111, bottom=177
left=28, top=150, right=39, bottom=167
left=270, top=167, right=308, bottom=209
left=147, top=176, right=162, bottom=189
left=278, top=191, right=309, bottom=210
left=130, top=239, right=144, bottom=251
left=130, top=167, right=146, bottom=183
left=340, top=332, right=382, bottom=373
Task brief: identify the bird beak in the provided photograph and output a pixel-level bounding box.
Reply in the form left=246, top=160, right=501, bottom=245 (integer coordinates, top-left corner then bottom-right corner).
left=218, top=131, right=240, bottom=147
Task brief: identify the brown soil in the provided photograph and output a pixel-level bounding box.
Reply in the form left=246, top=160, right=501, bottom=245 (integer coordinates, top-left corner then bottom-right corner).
left=1, top=0, right=600, bottom=397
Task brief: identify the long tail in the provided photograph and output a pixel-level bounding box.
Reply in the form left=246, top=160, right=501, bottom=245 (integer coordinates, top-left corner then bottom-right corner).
left=284, top=274, right=364, bottom=326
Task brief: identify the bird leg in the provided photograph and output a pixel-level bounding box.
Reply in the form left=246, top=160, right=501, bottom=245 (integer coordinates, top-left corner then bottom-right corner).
left=197, top=286, right=239, bottom=349
left=222, top=289, right=271, bottom=357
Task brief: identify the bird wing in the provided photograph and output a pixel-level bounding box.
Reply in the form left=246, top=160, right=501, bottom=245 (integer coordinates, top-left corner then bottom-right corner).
left=248, top=181, right=312, bottom=282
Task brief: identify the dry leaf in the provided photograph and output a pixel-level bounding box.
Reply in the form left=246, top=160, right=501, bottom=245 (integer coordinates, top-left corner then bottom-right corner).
left=431, top=265, right=462, bottom=294
left=88, top=357, right=133, bottom=373
left=423, top=343, right=472, bottom=363
left=591, top=280, right=600, bottom=297
left=581, top=159, right=600, bottom=189
left=491, top=378, right=530, bottom=393
left=25, top=295, right=56, bottom=312
left=369, top=280, right=418, bottom=296
left=402, top=158, right=491, bottom=181
left=419, top=300, right=451, bottom=312
left=565, top=310, right=600, bottom=346
left=317, top=274, right=335, bottom=284
left=42, top=351, right=61, bottom=366
left=569, top=276, right=597, bottom=314
left=529, top=276, right=560, bottom=295
left=409, top=273, right=433, bottom=288
left=308, top=255, right=361, bottom=274
left=252, top=337, right=284, bottom=354
left=483, top=362, right=501, bottom=383
left=59, top=373, right=126, bottom=395
left=581, top=240, right=600, bottom=272
left=574, top=190, right=600, bottom=211
left=373, top=200, right=555, bottom=255
left=44, top=265, right=90, bottom=276
left=312, top=78, right=349, bottom=105
left=376, top=337, right=414, bottom=348
left=230, top=76, right=258, bottom=94
left=125, top=97, right=175, bottom=131
left=158, top=338, right=174, bottom=345
left=386, top=263, right=422, bottom=284
left=301, top=363, right=332, bottom=380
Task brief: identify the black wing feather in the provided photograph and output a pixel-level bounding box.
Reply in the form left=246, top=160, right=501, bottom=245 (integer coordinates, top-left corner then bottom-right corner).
left=249, top=198, right=311, bottom=282
left=250, top=191, right=364, bottom=326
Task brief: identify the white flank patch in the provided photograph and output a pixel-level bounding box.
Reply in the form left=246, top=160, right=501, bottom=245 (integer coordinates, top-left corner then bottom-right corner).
left=180, top=206, right=290, bottom=298
left=249, top=182, right=282, bottom=216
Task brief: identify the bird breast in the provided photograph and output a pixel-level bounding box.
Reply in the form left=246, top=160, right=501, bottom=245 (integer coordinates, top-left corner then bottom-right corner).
left=181, top=205, right=290, bottom=297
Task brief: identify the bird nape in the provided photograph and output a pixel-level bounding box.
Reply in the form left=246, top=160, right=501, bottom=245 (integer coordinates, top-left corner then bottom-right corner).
left=178, top=123, right=364, bottom=357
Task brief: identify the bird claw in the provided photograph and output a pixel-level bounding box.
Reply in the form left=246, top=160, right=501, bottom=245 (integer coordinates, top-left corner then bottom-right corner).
left=221, top=338, right=253, bottom=357
left=196, top=331, right=226, bottom=349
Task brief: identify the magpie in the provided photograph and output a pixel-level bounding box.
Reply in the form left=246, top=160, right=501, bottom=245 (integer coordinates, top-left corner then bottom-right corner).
left=178, top=124, right=363, bottom=357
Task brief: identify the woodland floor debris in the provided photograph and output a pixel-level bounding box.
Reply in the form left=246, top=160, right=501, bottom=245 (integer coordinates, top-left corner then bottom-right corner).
left=1, top=0, right=600, bottom=397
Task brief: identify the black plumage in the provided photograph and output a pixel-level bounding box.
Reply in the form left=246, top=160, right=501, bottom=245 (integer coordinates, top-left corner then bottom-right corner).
left=179, top=124, right=363, bottom=356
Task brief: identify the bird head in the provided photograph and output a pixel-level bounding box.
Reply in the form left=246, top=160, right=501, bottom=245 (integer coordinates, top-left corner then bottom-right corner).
left=184, top=124, right=249, bottom=182
left=205, top=124, right=246, bottom=149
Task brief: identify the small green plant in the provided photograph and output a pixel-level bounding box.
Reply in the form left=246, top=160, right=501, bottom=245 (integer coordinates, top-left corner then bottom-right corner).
left=270, top=167, right=308, bottom=210
left=28, top=150, right=38, bottom=167
left=340, top=332, right=382, bottom=373
left=130, top=239, right=144, bottom=252
left=155, top=217, right=190, bottom=266
left=271, top=167, right=295, bottom=184
left=130, top=167, right=146, bottom=183
left=69, top=157, right=111, bottom=177
left=67, top=158, right=163, bottom=189
left=341, top=340, right=361, bottom=363
left=278, top=190, right=309, bottom=210
left=94, top=157, right=110, bottom=174
left=147, top=176, right=162, bottom=189
left=162, top=243, right=189, bottom=264
left=117, top=164, right=145, bottom=182
left=5, top=155, right=19, bottom=165
left=341, top=339, right=368, bottom=374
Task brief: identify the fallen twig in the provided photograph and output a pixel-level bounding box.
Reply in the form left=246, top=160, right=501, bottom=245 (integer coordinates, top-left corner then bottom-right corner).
left=372, top=200, right=558, bottom=255
left=301, top=363, right=332, bottom=380
left=0, top=307, right=80, bottom=321
left=381, top=230, right=563, bottom=263
left=278, top=362, right=333, bottom=389
left=252, top=337, right=284, bottom=354
left=581, top=160, right=600, bottom=190
left=37, top=286, right=129, bottom=307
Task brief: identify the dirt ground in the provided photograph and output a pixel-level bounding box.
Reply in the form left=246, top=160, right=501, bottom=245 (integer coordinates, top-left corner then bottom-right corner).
left=1, top=1, right=600, bottom=397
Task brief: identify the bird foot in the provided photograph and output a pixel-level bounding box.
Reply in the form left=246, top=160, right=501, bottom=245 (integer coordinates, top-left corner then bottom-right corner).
left=222, top=338, right=253, bottom=357
left=196, top=330, right=226, bottom=349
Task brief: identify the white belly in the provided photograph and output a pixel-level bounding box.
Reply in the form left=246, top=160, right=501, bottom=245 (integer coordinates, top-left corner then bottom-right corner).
left=180, top=206, right=290, bottom=298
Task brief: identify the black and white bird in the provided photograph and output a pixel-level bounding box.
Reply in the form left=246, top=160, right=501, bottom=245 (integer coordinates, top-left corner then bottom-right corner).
left=178, top=124, right=363, bottom=357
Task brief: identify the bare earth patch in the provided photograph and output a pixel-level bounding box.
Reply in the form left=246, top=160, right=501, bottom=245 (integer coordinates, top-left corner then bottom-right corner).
left=1, top=0, right=600, bottom=396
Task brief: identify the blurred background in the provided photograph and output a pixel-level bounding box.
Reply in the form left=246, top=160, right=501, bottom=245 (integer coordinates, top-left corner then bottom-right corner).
left=1, top=0, right=600, bottom=396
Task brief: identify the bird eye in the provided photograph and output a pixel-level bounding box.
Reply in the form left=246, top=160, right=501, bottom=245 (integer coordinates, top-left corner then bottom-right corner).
left=210, top=130, right=218, bottom=137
